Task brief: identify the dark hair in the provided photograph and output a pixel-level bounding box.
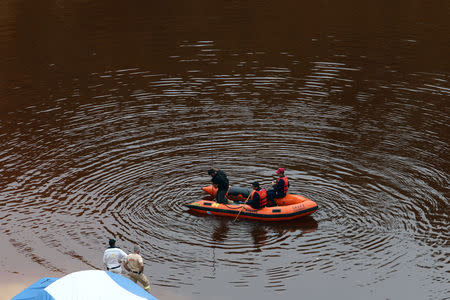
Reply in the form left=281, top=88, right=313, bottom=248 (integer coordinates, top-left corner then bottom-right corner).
left=252, top=181, right=260, bottom=188
left=208, top=169, right=216, bottom=175
left=109, top=239, right=116, bottom=247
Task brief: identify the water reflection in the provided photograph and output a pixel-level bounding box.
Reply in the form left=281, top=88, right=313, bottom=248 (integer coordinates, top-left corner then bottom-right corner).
left=249, top=224, right=266, bottom=251
left=270, top=216, right=319, bottom=235
left=211, top=219, right=229, bottom=243
left=207, top=214, right=319, bottom=248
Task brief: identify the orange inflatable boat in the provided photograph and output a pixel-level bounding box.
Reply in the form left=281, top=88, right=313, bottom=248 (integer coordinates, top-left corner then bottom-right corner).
left=185, top=185, right=318, bottom=221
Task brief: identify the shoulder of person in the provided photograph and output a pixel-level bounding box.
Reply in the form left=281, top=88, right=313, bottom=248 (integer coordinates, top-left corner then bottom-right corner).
left=218, top=170, right=227, bottom=176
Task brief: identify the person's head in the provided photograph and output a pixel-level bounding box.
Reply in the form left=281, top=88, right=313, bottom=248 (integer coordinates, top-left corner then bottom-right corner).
left=276, top=168, right=285, bottom=176
left=251, top=181, right=260, bottom=190
left=133, top=244, right=141, bottom=254
left=208, top=168, right=217, bottom=177
left=109, top=239, right=116, bottom=248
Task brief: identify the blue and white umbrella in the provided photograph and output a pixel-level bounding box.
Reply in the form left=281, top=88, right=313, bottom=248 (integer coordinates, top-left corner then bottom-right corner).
left=13, top=270, right=158, bottom=300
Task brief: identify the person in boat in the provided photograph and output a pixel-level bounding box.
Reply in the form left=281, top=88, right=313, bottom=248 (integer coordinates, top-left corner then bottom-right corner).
left=103, top=238, right=127, bottom=274
left=247, top=181, right=267, bottom=209
left=208, top=168, right=229, bottom=204
left=266, top=168, right=289, bottom=206
left=123, top=244, right=152, bottom=293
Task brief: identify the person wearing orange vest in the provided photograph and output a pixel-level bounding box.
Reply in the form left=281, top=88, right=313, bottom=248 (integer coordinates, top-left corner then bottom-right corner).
left=247, top=181, right=267, bottom=209
left=266, top=168, right=289, bottom=206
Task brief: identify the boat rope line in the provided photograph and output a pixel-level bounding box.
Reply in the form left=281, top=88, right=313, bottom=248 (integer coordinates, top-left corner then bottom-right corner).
left=210, top=129, right=214, bottom=167
left=223, top=204, right=244, bottom=209
left=186, top=204, right=318, bottom=219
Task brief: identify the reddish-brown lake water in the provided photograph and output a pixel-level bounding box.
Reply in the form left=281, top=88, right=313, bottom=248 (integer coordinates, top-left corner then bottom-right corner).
left=1, top=1, right=449, bottom=299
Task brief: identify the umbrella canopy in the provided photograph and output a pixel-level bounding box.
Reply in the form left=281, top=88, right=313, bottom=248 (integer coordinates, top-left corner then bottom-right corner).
left=13, top=270, right=157, bottom=300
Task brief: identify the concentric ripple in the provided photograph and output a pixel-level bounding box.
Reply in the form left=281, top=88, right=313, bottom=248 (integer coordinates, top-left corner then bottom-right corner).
left=1, top=58, right=448, bottom=299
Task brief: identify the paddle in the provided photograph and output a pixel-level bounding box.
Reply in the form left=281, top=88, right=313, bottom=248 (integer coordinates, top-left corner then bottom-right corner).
left=233, top=190, right=253, bottom=222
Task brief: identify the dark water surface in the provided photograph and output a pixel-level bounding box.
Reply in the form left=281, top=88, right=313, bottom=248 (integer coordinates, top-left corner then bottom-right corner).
left=1, top=1, right=449, bottom=299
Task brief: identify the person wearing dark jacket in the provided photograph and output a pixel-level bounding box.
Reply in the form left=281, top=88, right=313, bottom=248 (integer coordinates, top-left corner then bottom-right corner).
left=208, top=168, right=229, bottom=204
left=247, top=181, right=267, bottom=209
left=266, top=168, right=289, bottom=206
